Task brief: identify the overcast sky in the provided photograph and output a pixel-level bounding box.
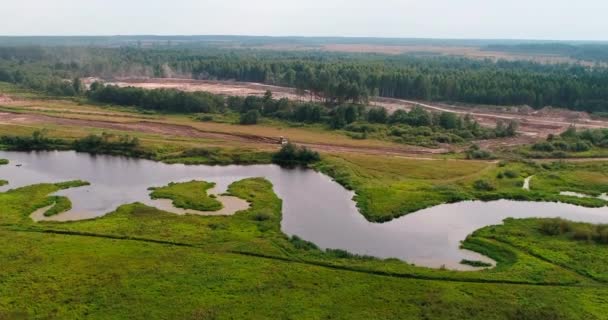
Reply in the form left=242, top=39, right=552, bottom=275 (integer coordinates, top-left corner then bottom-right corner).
left=1, top=0, right=607, bottom=40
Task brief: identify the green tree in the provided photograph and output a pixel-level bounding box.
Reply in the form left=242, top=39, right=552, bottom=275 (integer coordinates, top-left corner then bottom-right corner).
left=240, top=110, right=260, bottom=125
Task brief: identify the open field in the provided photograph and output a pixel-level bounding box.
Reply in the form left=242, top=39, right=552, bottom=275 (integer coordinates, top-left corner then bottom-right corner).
left=0, top=83, right=451, bottom=157
left=249, top=43, right=593, bottom=65
left=102, top=78, right=608, bottom=148
left=2, top=173, right=608, bottom=318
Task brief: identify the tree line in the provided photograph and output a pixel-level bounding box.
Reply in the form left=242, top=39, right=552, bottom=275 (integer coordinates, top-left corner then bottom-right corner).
left=2, top=46, right=608, bottom=112
left=87, top=83, right=516, bottom=145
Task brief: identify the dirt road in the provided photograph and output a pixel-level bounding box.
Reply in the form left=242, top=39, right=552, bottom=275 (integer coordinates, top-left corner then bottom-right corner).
left=102, top=78, right=608, bottom=142
left=0, top=112, right=445, bottom=156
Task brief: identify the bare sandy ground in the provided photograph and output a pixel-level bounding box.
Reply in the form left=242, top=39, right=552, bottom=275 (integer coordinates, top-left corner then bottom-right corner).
left=0, top=112, right=445, bottom=156
left=98, top=78, right=608, bottom=146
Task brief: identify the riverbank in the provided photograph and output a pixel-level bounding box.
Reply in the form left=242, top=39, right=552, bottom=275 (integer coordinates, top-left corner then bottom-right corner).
left=2, top=160, right=608, bottom=318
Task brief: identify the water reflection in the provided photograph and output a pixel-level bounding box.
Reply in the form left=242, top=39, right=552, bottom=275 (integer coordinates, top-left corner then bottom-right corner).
left=2, top=150, right=608, bottom=270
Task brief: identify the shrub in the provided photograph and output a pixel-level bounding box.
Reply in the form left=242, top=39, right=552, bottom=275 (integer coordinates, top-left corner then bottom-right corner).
left=326, top=249, right=354, bottom=259
left=252, top=212, right=272, bottom=221
left=570, top=141, right=592, bottom=152
left=197, top=115, right=214, bottom=122
left=539, top=219, right=572, bottom=236
left=473, top=180, right=495, bottom=191
left=551, top=151, right=568, bottom=158
left=289, top=236, right=319, bottom=251
left=467, top=149, right=494, bottom=160
left=532, top=142, right=555, bottom=152
left=552, top=140, right=570, bottom=151
left=73, top=133, right=142, bottom=156
left=503, top=170, right=519, bottom=179
left=572, top=225, right=595, bottom=241
left=239, top=110, right=260, bottom=125
left=596, top=226, right=608, bottom=244
left=1, top=130, right=66, bottom=151
left=460, top=259, right=493, bottom=267
left=272, top=143, right=320, bottom=166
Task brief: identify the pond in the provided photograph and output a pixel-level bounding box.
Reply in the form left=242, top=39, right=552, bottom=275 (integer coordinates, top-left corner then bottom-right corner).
left=2, top=150, right=608, bottom=271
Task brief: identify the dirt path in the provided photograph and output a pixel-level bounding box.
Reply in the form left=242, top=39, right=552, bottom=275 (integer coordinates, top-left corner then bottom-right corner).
left=101, top=78, right=608, bottom=145
left=0, top=112, right=445, bottom=156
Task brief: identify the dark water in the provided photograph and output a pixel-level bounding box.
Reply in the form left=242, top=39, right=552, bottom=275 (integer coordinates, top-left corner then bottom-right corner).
left=2, top=150, right=608, bottom=270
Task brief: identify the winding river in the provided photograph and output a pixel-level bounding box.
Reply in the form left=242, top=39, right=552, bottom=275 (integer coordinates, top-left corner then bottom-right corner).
left=2, top=150, right=608, bottom=271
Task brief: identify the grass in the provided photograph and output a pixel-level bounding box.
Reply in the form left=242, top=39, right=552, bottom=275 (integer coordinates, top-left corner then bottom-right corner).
left=315, top=155, right=608, bottom=221
left=0, top=178, right=591, bottom=285
left=516, top=144, right=608, bottom=159
left=0, top=81, right=410, bottom=153
left=5, top=229, right=608, bottom=320
left=149, top=180, right=223, bottom=212
left=43, top=196, right=72, bottom=217
left=158, top=147, right=272, bottom=165
left=0, top=124, right=274, bottom=166
left=1, top=163, right=608, bottom=317
left=312, top=154, right=489, bottom=221
left=0, top=159, right=8, bottom=165
left=461, top=260, right=493, bottom=268
left=0, top=178, right=608, bottom=318
left=0, top=180, right=88, bottom=225
left=467, top=218, right=608, bottom=283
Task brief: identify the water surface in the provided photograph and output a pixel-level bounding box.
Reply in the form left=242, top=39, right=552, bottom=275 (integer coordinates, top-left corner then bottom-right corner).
left=2, top=151, right=608, bottom=270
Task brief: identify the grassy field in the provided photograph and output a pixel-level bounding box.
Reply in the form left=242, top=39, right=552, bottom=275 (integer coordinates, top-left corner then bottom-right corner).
left=0, top=82, right=418, bottom=153
left=467, top=218, right=608, bottom=283
left=314, top=155, right=608, bottom=221
left=1, top=176, right=608, bottom=318
left=149, top=181, right=223, bottom=211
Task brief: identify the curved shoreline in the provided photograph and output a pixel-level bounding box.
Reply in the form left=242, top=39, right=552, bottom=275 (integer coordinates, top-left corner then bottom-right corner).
left=4, top=150, right=608, bottom=271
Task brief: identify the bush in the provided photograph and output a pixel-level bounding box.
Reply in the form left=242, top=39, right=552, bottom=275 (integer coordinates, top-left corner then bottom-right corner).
left=570, top=141, right=592, bottom=152
left=252, top=212, right=272, bottom=221
left=239, top=110, right=260, bottom=125
left=551, top=151, right=568, bottom=158
left=1, top=130, right=66, bottom=151
left=460, top=259, right=493, bottom=267
left=540, top=219, right=572, bottom=236
left=72, top=133, right=143, bottom=156
left=596, top=226, right=608, bottom=244
left=289, top=236, right=319, bottom=251
left=572, top=225, right=595, bottom=241
left=552, top=140, right=570, bottom=151
left=272, top=143, right=320, bottom=166
left=197, top=115, right=214, bottom=122
left=326, top=249, right=354, bottom=259
left=473, top=180, right=495, bottom=191
left=503, top=170, right=519, bottom=179
left=532, top=142, right=555, bottom=152
left=466, top=145, right=494, bottom=160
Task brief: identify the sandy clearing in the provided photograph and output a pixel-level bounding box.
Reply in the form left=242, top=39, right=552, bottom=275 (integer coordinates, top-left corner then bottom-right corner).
left=98, top=78, right=608, bottom=149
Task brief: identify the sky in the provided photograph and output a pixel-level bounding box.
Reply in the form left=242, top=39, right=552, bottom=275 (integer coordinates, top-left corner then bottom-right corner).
left=1, top=0, right=607, bottom=40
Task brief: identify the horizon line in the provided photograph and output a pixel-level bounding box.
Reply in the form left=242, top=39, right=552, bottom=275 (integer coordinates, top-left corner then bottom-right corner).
left=0, top=34, right=607, bottom=43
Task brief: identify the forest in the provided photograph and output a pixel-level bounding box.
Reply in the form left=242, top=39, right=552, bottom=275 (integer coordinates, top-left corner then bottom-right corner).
left=1, top=45, right=608, bottom=112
